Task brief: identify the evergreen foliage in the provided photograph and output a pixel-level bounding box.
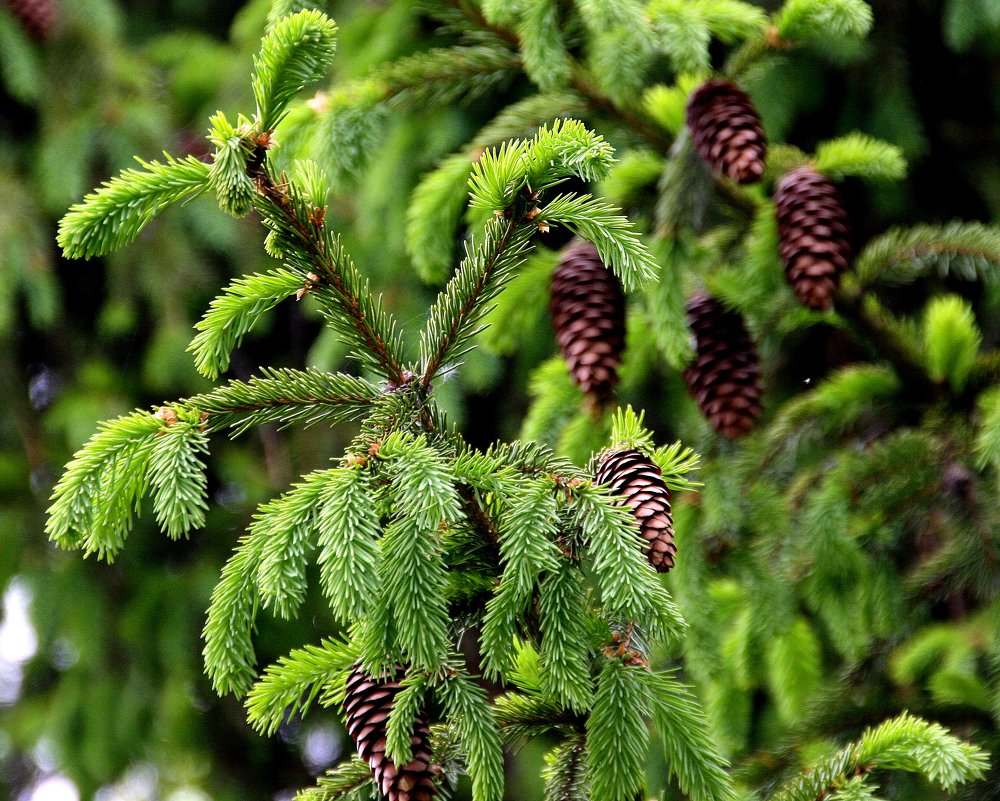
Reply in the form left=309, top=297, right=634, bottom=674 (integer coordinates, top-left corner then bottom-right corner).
left=19, top=1, right=1000, bottom=800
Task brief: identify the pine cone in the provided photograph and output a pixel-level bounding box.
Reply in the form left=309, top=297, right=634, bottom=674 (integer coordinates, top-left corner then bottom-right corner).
left=686, top=79, right=767, bottom=184
left=344, top=665, right=438, bottom=801
left=549, top=240, right=626, bottom=405
left=774, top=166, right=851, bottom=310
left=683, top=293, right=762, bottom=438
left=595, top=448, right=676, bottom=573
left=6, top=0, right=57, bottom=39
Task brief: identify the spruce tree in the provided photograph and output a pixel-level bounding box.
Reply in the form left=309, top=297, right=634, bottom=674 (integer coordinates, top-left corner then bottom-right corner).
left=22, top=1, right=1000, bottom=801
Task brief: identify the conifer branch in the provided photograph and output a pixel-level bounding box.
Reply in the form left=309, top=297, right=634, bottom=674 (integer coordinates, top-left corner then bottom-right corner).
left=203, top=532, right=267, bottom=696
left=445, top=0, right=672, bottom=152
left=768, top=712, right=988, bottom=801
left=587, top=659, right=649, bottom=801
left=542, top=736, right=590, bottom=801
left=372, top=43, right=521, bottom=107
left=57, top=155, right=211, bottom=259
left=419, top=213, right=535, bottom=387
left=438, top=671, right=505, bottom=801
left=46, top=409, right=210, bottom=559
left=834, top=291, right=937, bottom=400
left=187, top=368, right=380, bottom=436
left=493, top=691, right=581, bottom=746
left=250, top=164, right=407, bottom=384
left=295, top=759, right=374, bottom=801
left=854, top=222, right=1000, bottom=288
left=252, top=10, right=338, bottom=130
left=640, top=670, right=736, bottom=801
left=316, top=467, right=382, bottom=623
left=245, top=638, right=356, bottom=735
left=188, top=268, right=304, bottom=380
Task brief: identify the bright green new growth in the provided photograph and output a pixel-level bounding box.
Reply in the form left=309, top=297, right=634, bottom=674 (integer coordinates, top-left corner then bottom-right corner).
left=648, top=0, right=767, bottom=74
left=814, top=132, right=907, bottom=181
left=923, top=295, right=981, bottom=392
left=57, top=154, right=210, bottom=259
left=252, top=9, right=337, bottom=130
left=774, top=0, right=873, bottom=41
left=46, top=4, right=994, bottom=801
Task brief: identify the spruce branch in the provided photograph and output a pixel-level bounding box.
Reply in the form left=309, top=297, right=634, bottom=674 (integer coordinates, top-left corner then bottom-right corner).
left=187, top=367, right=381, bottom=436
left=57, top=154, right=210, bottom=259
left=640, top=669, right=736, bottom=801
left=574, top=0, right=656, bottom=106
left=587, top=659, right=650, bottom=801
left=493, top=691, right=580, bottom=746
left=419, top=214, right=536, bottom=387
left=295, top=759, right=374, bottom=801
left=407, top=153, right=476, bottom=284
left=245, top=638, right=356, bottom=736
left=768, top=712, right=988, bottom=801
left=445, top=0, right=672, bottom=151
left=773, top=0, right=874, bottom=43
left=542, top=736, right=590, bottom=801
left=373, top=43, right=520, bottom=107
left=647, top=0, right=768, bottom=74
left=188, top=268, right=304, bottom=380
left=517, top=0, right=571, bottom=91
left=252, top=9, right=338, bottom=130
left=207, top=111, right=257, bottom=217
left=378, top=516, right=452, bottom=672
left=572, top=482, right=686, bottom=643
left=472, top=91, right=590, bottom=149
left=538, top=563, right=594, bottom=713
left=438, top=671, right=506, bottom=801
left=203, top=532, right=267, bottom=695
left=148, top=421, right=210, bottom=540
left=854, top=222, right=1000, bottom=288
left=384, top=672, right=430, bottom=766
left=833, top=292, right=937, bottom=400
left=254, top=469, right=332, bottom=620
left=541, top=195, right=657, bottom=291
left=923, top=295, right=982, bottom=393
left=251, top=165, right=407, bottom=383
left=45, top=408, right=210, bottom=559
left=814, top=132, right=906, bottom=182
left=316, top=467, right=382, bottom=624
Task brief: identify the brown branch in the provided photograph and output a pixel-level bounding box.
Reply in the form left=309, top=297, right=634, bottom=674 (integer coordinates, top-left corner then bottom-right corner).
left=249, top=162, right=406, bottom=385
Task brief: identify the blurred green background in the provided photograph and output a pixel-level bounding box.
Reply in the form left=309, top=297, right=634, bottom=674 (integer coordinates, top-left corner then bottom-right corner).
left=1, top=1, right=999, bottom=800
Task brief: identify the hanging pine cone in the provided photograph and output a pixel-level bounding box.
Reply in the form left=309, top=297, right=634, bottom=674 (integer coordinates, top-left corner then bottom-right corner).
left=343, top=664, right=438, bottom=801
left=683, top=293, right=762, bottom=438
left=774, top=166, right=851, bottom=310
left=6, top=0, right=57, bottom=39
left=549, top=240, right=626, bottom=405
left=595, top=448, right=676, bottom=573
left=686, top=79, right=767, bottom=184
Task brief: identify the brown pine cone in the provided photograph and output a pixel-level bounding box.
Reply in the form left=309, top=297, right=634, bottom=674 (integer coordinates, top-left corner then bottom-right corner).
left=683, top=293, right=762, bottom=438
left=686, top=79, right=767, bottom=184
left=343, top=665, right=438, bottom=801
left=7, top=0, right=57, bottom=39
left=549, top=240, right=626, bottom=405
left=595, top=448, right=676, bottom=573
left=774, top=166, right=851, bottom=310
